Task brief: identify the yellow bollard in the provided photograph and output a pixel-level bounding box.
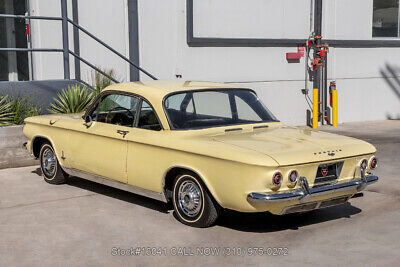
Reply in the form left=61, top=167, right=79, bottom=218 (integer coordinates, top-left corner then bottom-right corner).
left=312, top=88, right=319, bottom=129
left=332, top=89, right=338, bottom=127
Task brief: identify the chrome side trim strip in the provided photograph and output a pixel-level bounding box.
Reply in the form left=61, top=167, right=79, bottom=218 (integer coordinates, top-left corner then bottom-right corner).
left=62, top=167, right=167, bottom=203
left=247, top=174, right=378, bottom=203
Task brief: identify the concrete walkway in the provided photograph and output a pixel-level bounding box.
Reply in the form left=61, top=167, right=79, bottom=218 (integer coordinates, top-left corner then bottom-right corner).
left=0, top=125, right=38, bottom=169
left=0, top=120, right=399, bottom=266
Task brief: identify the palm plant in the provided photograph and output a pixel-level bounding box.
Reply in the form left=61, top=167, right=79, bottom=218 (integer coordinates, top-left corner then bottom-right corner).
left=0, top=95, right=14, bottom=126
left=90, top=68, right=119, bottom=96
left=49, top=84, right=94, bottom=114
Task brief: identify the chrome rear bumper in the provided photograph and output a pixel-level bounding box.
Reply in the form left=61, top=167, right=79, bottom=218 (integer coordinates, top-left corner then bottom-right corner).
left=247, top=171, right=378, bottom=204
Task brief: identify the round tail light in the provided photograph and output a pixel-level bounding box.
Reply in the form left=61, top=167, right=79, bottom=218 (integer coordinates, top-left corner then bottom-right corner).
left=288, top=170, right=298, bottom=184
left=360, top=159, right=368, bottom=171
left=370, top=157, right=378, bottom=169
left=272, top=172, right=282, bottom=186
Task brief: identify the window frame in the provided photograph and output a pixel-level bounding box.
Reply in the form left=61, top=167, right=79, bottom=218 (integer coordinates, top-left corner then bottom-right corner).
left=84, top=90, right=164, bottom=130
left=162, top=88, right=279, bottom=131
left=92, top=93, right=141, bottom=126
left=372, top=0, right=400, bottom=38
left=136, top=98, right=163, bottom=131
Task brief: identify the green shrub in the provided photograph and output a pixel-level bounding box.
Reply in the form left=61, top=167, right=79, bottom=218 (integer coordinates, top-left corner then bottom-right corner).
left=8, top=95, right=42, bottom=125
left=90, top=68, right=119, bottom=96
left=49, top=84, right=94, bottom=114
left=0, top=95, right=14, bottom=126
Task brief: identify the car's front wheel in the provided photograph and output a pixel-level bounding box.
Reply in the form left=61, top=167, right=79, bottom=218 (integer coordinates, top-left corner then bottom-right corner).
left=39, top=143, right=68, bottom=184
left=172, top=173, right=220, bottom=227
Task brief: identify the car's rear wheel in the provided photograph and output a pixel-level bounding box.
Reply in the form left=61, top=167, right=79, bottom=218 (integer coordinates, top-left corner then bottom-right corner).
left=39, top=143, right=68, bottom=184
left=172, top=173, right=220, bottom=227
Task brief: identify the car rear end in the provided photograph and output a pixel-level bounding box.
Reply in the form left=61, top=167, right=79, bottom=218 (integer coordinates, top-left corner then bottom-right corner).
left=247, top=154, right=378, bottom=215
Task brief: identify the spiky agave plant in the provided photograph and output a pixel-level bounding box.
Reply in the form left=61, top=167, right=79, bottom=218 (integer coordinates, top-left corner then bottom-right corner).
left=8, top=95, right=42, bottom=125
left=49, top=84, right=94, bottom=114
left=0, top=95, right=14, bottom=126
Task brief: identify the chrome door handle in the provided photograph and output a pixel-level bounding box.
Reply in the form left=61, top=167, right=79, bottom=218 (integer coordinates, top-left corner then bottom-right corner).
left=117, top=130, right=129, bottom=138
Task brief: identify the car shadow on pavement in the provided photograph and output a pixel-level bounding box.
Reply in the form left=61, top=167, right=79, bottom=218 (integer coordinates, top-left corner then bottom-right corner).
left=67, top=176, right=171, bottom=214
left=31, top=167, right=42, bottom=176
left=31, top=168, right=170, bottom=214
left=31, top=167, right=362, bottom=231
left=217, top=203, right=361, bottom=233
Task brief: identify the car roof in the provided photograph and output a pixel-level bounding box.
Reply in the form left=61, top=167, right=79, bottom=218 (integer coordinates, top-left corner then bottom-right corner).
left=101, top=80, right=251, bottom=130
left=103, top=80, right=243, bottom=100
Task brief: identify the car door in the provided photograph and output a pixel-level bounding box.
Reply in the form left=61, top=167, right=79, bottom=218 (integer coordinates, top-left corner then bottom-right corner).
left=68, top=92, right=140, bottom=183
left=126, top=99, right=164, bottom=192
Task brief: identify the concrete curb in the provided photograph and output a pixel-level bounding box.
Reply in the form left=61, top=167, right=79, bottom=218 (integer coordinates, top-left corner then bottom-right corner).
left=0, top=125, right=39, bottom=170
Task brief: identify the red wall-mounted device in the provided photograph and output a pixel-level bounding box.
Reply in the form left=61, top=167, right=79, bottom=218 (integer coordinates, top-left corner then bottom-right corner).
left=286, top=46, right=305, bottom=60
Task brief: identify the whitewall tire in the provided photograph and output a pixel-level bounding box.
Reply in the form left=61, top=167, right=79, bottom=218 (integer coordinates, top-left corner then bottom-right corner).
left=172, top=173, right=220, bottom=227
left=39, top=143, right=68, bottom=184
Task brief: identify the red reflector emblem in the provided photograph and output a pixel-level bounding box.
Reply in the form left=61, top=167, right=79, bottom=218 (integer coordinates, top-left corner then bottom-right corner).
left=321, top=167, right=328, bottom=176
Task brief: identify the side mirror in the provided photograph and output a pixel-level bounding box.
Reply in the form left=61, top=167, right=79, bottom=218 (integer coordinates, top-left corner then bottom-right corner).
left=83, top=115, right=93, bottom=127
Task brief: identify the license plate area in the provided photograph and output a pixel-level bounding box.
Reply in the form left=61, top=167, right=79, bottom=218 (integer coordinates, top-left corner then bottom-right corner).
left=314, top=161, right=344, bottom=188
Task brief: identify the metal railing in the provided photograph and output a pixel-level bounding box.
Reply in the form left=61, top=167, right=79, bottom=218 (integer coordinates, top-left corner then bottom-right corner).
left=0, top=0, right=157, bottom=85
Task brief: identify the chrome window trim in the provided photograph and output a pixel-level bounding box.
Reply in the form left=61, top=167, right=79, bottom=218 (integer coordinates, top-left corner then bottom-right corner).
left=162, top=88, right=279, bottom=131
left=83, top=90, right=164, bottom=130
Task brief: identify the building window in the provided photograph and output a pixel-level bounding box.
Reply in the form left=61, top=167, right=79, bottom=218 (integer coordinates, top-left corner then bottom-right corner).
left=373, top=0, right=400, bottom=37
left=0, top=0, right=30, bottom=81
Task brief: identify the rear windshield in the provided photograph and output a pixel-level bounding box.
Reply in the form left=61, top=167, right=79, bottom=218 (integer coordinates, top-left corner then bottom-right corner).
left=164, top=89, right=278, bottom=130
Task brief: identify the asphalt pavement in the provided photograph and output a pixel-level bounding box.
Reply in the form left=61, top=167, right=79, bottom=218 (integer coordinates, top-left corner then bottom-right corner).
left=0, top=120, right=399, bottom=266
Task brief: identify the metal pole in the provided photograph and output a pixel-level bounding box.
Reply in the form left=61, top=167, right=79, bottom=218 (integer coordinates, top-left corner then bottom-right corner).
left=72, top=0, right=80, bottom=81
left=313, top=0, right=322, bottom=122
left=0, top=14, right=62, bottom=20
left=128, top=0, right=140, bottom=81
left=321, top=58, right=325, bottom=125
left=61, top=0, right=70, bottom=79
left=0, top=48, right=63, bottom=52
left=323, top=55, right=328, bottom=124
left=25, top=0, right=34, bottom=81
left=313, top=88, right=319, bottom=129
left=332, top=89, right=338, bottom=127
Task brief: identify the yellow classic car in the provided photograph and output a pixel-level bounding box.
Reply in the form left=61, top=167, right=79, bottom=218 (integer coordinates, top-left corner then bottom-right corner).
left=23, top=81, right=378, bottom=227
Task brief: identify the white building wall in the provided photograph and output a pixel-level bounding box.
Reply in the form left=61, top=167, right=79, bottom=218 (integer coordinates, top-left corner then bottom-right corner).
left=29, top=0, right=130, bottom=83
left=138, top=0, right=179, bottom=80
left=77, top=0, right=130, bottom=82
left=28, top=0, right=400, bottom=125
left=29, top=0, right=64, bottom=80
left=324, top=0, right=400, bottom=121
left=324, top=0, right=373, bottom=40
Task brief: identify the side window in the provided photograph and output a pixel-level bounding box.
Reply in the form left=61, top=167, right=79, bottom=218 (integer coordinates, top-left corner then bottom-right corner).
left=235, top=95, right=262, bottom=122
left=93, top=94, right=139, bottom=127
left=165, top=93, right=186, bottom=110
left=165, top=93, right=194, bottom=113
left=138, top=100, right=162, bottom=131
